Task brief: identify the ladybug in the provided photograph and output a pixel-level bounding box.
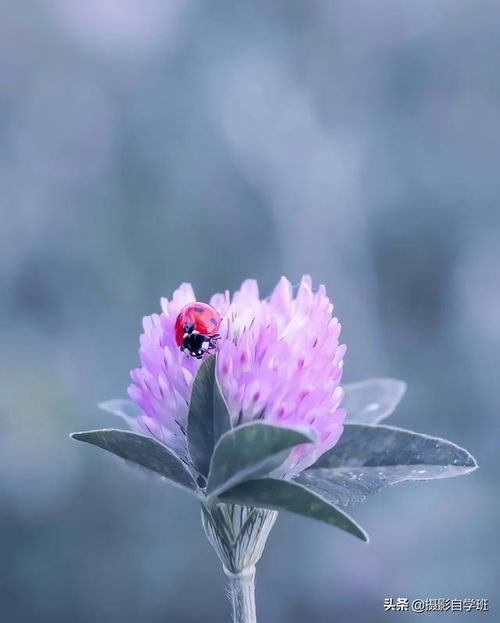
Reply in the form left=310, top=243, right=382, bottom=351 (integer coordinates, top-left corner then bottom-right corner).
left=175, top=302, right=222, bottom=359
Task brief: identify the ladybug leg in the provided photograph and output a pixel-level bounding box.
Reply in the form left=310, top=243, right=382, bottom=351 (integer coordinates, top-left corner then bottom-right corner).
left=200, top=334, right=219, bottom=355
left=205, top=334, right=220, bottom=353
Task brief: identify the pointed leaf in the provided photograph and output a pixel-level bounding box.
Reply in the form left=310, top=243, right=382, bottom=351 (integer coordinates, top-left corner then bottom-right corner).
left=207, top=422, right=314, bottom=496
left=187, top=355, right=232, bottom=477
left=307, top=424, right=477, bottom=501
left=307, top=424, right=477, bottom=484
left=344, top=378, right=406, bottom=424
left=219, top=478, right=368, bottom=541
left=71, top=429, right=196, bottom=492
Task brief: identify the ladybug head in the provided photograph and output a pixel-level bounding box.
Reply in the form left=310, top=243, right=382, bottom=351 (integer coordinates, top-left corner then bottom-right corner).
left=181, top=331, right=218, bottom=359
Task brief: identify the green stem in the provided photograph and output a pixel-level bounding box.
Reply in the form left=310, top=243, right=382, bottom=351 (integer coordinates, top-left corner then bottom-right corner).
left=224, top=565, right=257, bottom=623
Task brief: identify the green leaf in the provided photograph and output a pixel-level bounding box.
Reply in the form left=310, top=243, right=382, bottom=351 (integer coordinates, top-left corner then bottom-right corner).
left=344, top=378, right=406, bottom=424
left=71, top=429, right=196, bottom=492
left=219, top=478, right=368, bottom=541
left=187, top=355, right=232, bottom=477
left=206, top=422, right=314, bottom=496
left=213, top=370, right=232, bottom=443
left=313, top=423, right=477, bottom=471
left=303, top=424, right=477, bottom=504
left=294, top=468, right=388, bottom=506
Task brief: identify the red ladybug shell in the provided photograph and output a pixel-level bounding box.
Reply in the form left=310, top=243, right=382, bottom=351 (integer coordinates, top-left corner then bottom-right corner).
left=175, top=302, right=222, bottom=346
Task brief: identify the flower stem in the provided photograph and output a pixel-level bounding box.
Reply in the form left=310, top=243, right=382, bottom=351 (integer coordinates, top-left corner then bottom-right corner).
left=224, top=565, right=257, bottom=623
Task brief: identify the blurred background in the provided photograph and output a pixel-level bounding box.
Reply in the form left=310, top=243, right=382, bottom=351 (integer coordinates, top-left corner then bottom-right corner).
left=1, top=1, right=499, bottom=621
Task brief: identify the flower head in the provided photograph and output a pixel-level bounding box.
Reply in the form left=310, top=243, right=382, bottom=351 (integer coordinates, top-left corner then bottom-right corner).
left=128, top=276, right=346, bottom=471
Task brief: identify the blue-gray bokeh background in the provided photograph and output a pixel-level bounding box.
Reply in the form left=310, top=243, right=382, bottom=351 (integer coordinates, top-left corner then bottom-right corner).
left=1, top=1, right=498, bottom=621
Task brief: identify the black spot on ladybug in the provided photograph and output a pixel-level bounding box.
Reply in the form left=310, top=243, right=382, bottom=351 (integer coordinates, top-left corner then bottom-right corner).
left=194, top=306, right=205, bottom=313
left=210, top=317, right=218, bottom=325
